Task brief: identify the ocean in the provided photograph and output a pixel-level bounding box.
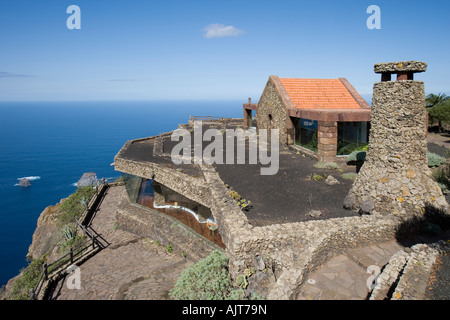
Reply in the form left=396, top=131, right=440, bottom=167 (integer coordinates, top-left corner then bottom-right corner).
left=0, top=100, right=242, bottom=287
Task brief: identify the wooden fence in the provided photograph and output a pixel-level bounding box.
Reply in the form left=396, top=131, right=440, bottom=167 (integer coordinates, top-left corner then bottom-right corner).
left=29, top=181, right=120, bottom=300
left=189, top=115, right=242, bottom=125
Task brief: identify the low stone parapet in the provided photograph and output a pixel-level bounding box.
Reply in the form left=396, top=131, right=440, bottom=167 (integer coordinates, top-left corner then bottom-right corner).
left=369, top=240, right=450, bottom=300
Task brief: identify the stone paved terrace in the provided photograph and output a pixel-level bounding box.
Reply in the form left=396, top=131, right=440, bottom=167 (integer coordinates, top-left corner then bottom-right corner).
left=48, top=185, right=191, bottom=300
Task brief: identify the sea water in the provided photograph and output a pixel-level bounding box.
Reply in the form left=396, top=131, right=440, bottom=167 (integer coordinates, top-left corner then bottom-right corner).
left=0, top=100, right=241, bottom=286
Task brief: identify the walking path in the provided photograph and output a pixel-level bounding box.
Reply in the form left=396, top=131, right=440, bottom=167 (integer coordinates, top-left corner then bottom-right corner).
left=427, top=132, right=450, bottom=149
left=48, top=186, right=191, bottom=300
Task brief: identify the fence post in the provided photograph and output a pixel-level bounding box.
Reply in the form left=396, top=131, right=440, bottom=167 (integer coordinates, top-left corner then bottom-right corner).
left=43, top=263, right=48, bottom=281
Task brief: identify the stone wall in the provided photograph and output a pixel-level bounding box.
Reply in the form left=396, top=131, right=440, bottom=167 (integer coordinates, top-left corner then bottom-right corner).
left=346, top=78, right=447, bottom=216
left=369, top=241, right=450, bottom=300
left=256, top=76, right=289, bottom=145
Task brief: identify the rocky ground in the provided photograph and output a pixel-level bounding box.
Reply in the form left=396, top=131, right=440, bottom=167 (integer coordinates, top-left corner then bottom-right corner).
left=425, top=252, right=450, bottom=300
left=214, top=146, right=359, bottom=226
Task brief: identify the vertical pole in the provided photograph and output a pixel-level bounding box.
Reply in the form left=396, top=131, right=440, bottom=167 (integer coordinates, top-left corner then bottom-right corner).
left=43, top=263, right=48, bottom=281
left=381, top=73, right=391, bottom=82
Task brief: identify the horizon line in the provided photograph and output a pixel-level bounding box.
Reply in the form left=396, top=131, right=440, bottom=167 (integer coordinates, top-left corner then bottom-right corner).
left=0, top=98, right=250, bottom=103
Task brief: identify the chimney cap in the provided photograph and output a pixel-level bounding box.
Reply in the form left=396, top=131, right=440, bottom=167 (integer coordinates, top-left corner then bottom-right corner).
left=374, top=61, right=427, bottom=74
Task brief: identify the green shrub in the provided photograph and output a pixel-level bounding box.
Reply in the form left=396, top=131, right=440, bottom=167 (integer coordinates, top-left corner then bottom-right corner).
left=9, top=257, right=46, bottom=300
left=342, top=172, right=358, bottom=180
left=314, top=162, right=340, bottom=170
left=235, top=274, right=248, bottom=289
left=437, top=183, right=449, bottom=194
left=427, top=152, right=445, bottom=168
left=312, top=173, right=327, bottom=181
left=431, top=167, right=450, bottom=194
left=227, top=190, right=241, bottom=201
left=347, top=151, right=366, bottom=163
left=62, top=224, right=77, bottom=241
left=228, top=190, right=252, bottom=211
left=169, top=250, right=244, bottom=300
left=57, top=186, right=96, bottom=226
left=59, top=234, right=87, bottom=256
left=338, top=143, right=368, bottom=155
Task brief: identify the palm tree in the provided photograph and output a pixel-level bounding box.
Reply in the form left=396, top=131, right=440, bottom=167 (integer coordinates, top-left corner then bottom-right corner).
left=426, top=93, right=449, bottom=108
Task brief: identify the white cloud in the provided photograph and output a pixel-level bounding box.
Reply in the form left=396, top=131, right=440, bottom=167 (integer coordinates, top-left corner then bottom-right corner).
left=203, top=23, right=244, bottom=39
left=0, top=71, right=31, bottom=78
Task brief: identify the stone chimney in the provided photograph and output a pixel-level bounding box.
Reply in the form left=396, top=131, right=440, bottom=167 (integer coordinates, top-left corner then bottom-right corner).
left=345, top=61, right=447, bottom=216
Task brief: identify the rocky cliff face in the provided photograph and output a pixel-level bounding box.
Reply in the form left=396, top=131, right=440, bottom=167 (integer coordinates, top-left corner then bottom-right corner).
left=27, top=199, right=66, bottom=261
left=77, top=172, right=98, bottom=187
left=3, top=198, right=67, bottom=299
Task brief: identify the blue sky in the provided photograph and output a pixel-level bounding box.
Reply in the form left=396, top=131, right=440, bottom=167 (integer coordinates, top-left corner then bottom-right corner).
left=0, top=0, right=449, bottom=101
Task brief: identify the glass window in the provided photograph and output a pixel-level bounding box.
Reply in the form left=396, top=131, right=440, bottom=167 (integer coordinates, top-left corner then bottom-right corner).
left=337, top=122, right=369, bottom=155
left=295, top=118, right=318, bottom=152
left=122, top=174, right=143, bottom=204
left=251, top=110, right=256, bottom=128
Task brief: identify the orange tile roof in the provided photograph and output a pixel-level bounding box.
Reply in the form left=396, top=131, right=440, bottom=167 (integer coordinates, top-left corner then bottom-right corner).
left=279, top=78, right=362, bottom=109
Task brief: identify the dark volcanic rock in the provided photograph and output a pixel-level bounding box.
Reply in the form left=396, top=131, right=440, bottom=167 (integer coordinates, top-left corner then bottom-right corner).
left=18, top=178, right=31, bottom=187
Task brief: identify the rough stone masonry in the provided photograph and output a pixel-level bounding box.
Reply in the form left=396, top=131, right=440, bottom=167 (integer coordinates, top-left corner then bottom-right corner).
left=346, top=61, right=448, bottom=216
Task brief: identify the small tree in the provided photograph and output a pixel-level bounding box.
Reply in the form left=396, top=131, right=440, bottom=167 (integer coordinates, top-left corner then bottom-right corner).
left=428, top=100, right=450, bottom=132
left=426, top=93, right=449, bottom=108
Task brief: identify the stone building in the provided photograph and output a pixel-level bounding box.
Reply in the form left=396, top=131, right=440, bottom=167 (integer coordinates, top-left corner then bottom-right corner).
left=243, top=76, right=371, bottom=162
left=112, top=62, right=449, bottom=299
